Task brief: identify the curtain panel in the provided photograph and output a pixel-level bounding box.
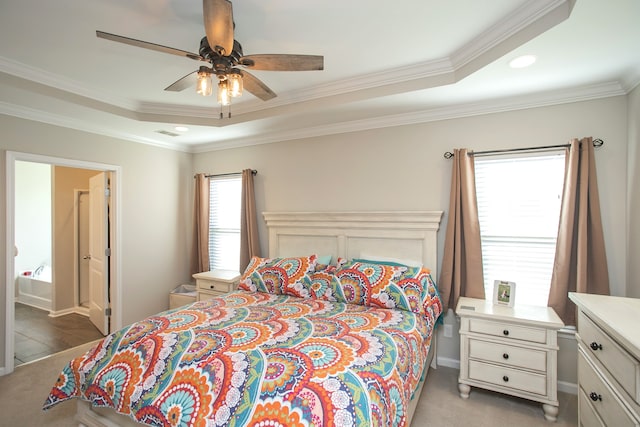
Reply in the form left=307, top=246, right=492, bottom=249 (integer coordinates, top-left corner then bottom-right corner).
left=549, top=137, right=610, bottom=325
left=439, top=148, right=486, bottom=311
left=240, top=169, right=261, bottom=272
left=191, top=173, right=210, bottom=274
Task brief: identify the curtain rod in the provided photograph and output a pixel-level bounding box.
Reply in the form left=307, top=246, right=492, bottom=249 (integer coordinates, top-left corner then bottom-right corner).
left=194, top=169, right=257, bottom=178
left=443, top=138, right=604, bottom=159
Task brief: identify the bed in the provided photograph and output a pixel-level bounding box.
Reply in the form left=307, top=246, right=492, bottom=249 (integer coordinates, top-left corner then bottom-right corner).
left=44, top=211, right=443, bottom=426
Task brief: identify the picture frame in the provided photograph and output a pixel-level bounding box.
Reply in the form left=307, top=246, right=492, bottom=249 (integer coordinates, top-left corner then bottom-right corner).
left=493, top=280, right=516, bottom=307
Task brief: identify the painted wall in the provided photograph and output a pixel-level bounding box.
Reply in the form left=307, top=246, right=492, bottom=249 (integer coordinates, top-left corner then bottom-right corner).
left=194, top=95, right=631, bottom=388
left=14, top=161, right=51, bottom=278
left=0, top=116, right=193, bottom=369
left=52, top=166, right=101, bottom=313
left=628, top=84, right=640, bottom=298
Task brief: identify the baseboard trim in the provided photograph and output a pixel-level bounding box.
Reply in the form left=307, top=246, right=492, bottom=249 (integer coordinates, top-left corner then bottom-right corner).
left=558, top=380, right=578, bottom=395
left=48, top=307, right=77, bottom=317
left=436, top=356, right=460, bottom=370
left=48, top=306, right=90, bottom=318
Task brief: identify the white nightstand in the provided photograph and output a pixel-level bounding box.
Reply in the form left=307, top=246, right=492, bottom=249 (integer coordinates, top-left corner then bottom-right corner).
left=456, top=297, right=564, bottom=421
left=193, top=269, right=240, bottom=300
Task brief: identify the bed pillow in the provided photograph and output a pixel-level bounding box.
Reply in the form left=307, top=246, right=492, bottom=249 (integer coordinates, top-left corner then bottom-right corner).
left=320, top=260, right=442, bottom=319
left=307, top=257, right=348, bottom=300
left=238, top=255, right=318, bottom=297
left=356, top=253, right=423, bottom=268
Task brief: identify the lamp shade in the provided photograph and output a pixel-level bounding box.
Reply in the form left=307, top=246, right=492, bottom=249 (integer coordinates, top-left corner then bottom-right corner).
left=196, top=71, right=213, bottom=96
left=228, top=70, right=243, bottom=98
left=217, top=79, right=231, bottom=105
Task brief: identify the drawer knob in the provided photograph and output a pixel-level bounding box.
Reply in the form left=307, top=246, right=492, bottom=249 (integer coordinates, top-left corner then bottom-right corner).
left=589, top=392, right=602, bottom=402
left=502, top=375, right=509, bottom=382
left=590, top=342, right=603, bottom=351
left=210, top=285, right=215, bottom=289
left=502, top=353, right=509, bottom=360
left=503, top=329, right=509, bottom=336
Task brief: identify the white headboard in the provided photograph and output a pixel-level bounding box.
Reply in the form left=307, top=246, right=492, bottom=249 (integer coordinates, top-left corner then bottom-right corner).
left=263, top=211, right=443, bottom=277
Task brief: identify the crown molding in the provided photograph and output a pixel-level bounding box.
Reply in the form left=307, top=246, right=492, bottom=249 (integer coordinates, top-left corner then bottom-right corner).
left=0, top=56, right=137, bottom=111
left=1, top=78, right=627, bottom=154
left=191, top=80, right=625, bottom=153
left=0, top=102, right=189, bottom=152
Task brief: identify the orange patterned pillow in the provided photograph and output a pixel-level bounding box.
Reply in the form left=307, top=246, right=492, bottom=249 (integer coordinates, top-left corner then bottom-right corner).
left=311, top=260, right=442, bottom=320
left=238, top=255, right=318, bottom=296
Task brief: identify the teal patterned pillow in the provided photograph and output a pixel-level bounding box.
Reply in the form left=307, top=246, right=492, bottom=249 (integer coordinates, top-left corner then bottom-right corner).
left=309, top=260, right=442, bottom=320
left=238, top=255, right=318, bottom=297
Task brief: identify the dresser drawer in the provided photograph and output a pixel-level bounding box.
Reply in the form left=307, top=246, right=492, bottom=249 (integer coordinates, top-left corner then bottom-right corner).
left=468, top=359, right=547, bottom=395
left=196, top=279, right=234, bottom=293
left=578, top=311, right=640, bottom=403
left=469, top=338, right=547, bottom=372
left=578, top=387, right=606, bottom=427
left=469, top=318, right=547, bottom=344
left=578, top=347, right=638, bottom=427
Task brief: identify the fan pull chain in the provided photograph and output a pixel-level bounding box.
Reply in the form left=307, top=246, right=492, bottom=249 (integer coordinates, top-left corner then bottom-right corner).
left=218, top=104, right=232, bottom=119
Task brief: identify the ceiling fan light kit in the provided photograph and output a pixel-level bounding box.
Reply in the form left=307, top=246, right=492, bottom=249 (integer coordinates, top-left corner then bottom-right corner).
left=96, top=0, right=323, bottom=118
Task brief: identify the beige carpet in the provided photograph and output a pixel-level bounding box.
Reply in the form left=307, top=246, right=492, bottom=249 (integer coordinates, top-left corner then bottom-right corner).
left=0, top=340, right=97, bottom=427
left=0, top=343, right=578, bottom=426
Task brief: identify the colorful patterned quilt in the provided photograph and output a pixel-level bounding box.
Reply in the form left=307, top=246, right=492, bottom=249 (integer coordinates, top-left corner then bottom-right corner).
left=44, top=290, right=439, bottom=426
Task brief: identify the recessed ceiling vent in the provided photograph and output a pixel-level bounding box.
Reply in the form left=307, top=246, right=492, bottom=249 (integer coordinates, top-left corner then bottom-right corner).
left=155, top=130, right=180, bottom=137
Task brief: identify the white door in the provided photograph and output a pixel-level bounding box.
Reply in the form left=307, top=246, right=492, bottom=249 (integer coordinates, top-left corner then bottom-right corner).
left=89, top=173, right=109, bottom=335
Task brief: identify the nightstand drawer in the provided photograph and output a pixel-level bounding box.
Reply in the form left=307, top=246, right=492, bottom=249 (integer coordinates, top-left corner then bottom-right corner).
left=578, top=347, right=637, bottom=427
left=468, top=359, right=547, bottom=395
left=469, top=338, right=547, bottom=372
left=469, top=318, right=547, bottom=344
left=196, top=279, right=233, bottom=293
left=198, top=292, right=222, bottom=301
left=578, top=311, right=640, bottom=403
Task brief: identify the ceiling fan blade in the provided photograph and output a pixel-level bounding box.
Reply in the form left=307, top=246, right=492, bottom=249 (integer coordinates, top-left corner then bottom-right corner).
left=165, top=71, right=198, bottom=92
left=96, top=31, right=204, bottom=61
left=240, top=54, right=324, bottom=71
left=242, top=71, right=277, bottom=101
left=202, top=0, right=234, bottom=56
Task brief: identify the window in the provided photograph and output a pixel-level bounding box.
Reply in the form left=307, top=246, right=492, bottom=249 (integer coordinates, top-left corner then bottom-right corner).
left=208, top=175, right=242, bottom=271
left=474, top=152, right=565, bottom=307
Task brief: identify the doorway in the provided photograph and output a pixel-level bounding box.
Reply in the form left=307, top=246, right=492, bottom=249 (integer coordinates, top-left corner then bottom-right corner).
left=4, top=151, right=121, bottom=375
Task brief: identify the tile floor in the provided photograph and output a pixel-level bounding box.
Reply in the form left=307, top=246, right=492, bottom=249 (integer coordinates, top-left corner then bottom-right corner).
left=14, top=303, right=104, bottom=366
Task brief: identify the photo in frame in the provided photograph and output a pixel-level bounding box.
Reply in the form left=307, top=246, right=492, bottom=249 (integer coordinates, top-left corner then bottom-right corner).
left=493, top=280, right=516, bottom=307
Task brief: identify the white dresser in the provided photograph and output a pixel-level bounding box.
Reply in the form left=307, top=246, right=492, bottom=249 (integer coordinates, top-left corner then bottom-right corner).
left=193, top=269, right=240, bottom=300
left=456, top=297, right=564, bottom=421
left=569, top=292, right=640, bottom=426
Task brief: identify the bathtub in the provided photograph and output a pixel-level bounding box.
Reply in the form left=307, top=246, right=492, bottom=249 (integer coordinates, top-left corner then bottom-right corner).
left=17, top=265, right=52, bottom=312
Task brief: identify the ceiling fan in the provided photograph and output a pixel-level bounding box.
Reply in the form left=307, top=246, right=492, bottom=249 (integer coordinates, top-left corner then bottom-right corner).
left=96, top=0, right=323, bottom=108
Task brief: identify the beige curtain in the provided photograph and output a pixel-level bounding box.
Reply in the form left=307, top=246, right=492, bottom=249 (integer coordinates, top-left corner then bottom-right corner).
left=439, top=148, right=485, bottom=311
left=549, top=137, right=610, bottom=325
left=190, top=173, right=210, bottom=274
left=239, top=169, right=261, bottom=272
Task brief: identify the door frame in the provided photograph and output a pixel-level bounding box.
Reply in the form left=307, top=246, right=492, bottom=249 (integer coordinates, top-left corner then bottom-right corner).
left=3, top=151, right=122, bottom=375
left=73, top=188, right=90, bottom=316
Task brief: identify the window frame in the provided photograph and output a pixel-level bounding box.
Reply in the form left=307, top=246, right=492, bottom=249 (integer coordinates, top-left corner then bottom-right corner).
left=474, top=151, right=566, bottom=307
left=208, top=174, right=242, bottom=272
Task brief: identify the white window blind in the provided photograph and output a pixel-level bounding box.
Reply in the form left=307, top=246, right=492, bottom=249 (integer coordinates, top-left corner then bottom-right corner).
left=208, top=175, right=241, bottom=271
left=474, top=152, right=565, bottom=307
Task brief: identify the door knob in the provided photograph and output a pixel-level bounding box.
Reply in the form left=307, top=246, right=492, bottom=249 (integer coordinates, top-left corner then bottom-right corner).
left=83, top=255, right=92, bottom=260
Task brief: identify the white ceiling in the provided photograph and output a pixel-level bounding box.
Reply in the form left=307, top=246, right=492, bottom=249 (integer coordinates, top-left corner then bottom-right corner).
left=1, top=0, right=639, bottom=153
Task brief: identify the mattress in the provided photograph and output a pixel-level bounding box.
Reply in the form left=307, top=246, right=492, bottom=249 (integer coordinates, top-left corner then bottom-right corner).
left=44, top=290, right=439, bottom=426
